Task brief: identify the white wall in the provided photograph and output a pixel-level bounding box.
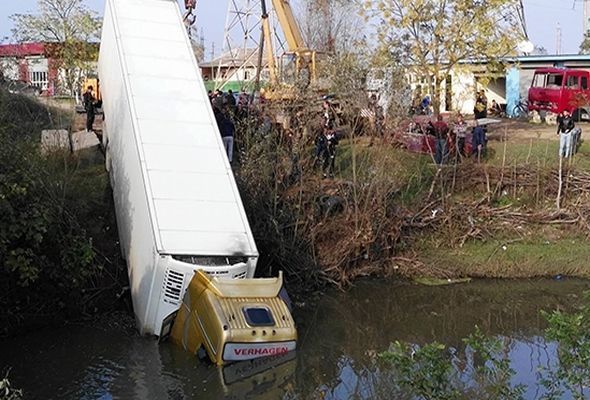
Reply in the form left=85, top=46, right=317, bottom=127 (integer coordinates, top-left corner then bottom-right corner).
left=451, top=69, right=477, bottom=115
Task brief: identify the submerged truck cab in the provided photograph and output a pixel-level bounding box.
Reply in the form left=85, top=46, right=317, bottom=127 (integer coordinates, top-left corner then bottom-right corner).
left=528, top=67, right=590, bottom=118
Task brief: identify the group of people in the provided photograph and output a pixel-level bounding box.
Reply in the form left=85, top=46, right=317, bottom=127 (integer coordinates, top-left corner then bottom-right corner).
left=208, top=89, right=252, bottom=118
left=418, top=114, right=488, bottom=165
left=209, top=88, right=264, bottom=163
left=413, top=90, right=502, bottom=119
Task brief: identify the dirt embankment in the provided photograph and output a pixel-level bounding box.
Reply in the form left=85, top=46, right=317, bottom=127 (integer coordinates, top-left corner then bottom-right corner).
left=240, top=117, right=590, bottom=289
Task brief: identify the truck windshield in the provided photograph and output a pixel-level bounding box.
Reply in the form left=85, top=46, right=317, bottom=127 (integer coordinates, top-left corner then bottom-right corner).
left=532, top=73, right=563, bottom=89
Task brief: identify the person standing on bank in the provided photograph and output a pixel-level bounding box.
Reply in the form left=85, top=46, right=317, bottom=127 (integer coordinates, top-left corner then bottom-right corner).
left=83, top=86, right=96, bottom=133
left=556, top=109, right=576, bottom=158
left=472, top=121, right=487, bottom=162
left=432, top=114, right=450, bottom=165
left=453, top=114, right=468, bottom=161
left=220, top=109, right=235, bottom=163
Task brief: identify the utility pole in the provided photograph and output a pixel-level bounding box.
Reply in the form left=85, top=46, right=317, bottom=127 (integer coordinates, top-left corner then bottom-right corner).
left=584, top=0, right=590, bottom=36
left=516, top=0, right=528, bottom=39
left=556, top=23, right=562, bottom=55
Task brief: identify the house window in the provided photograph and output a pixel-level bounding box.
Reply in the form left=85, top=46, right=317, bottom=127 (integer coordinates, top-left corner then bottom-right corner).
left=30, top=71, right=48, bottom=90
left=243, top=70, right=250, bottom=80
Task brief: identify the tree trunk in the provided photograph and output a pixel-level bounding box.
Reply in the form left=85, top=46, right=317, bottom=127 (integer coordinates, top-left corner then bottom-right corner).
left=433, top=76, right=442, bottom=116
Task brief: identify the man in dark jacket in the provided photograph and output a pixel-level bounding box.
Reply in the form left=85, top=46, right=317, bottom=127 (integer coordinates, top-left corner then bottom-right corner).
left=214, top=107, right=235, bottom=163
left=83, top=86, right=96, bottom=133
left=557, top=110, right=577, bottom=158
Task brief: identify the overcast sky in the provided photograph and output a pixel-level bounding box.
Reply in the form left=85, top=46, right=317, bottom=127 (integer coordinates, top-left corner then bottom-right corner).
left=0, top=0, right=586, bottom=58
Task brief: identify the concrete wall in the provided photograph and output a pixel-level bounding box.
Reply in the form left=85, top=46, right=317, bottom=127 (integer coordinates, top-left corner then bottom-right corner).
left=485, top=77, right=506, bottom=104
left=506, top=67, right=520, bottom=116
left=451, top=70, right=476, bottom=115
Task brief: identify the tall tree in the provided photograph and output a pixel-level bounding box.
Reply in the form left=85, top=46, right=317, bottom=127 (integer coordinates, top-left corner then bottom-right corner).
left=297, top=0, right=363, bottom=54
left=580, top=33, right=590, bottom=55
left=363, top=0, right=524, bottom=114
left=11, top=0, right=102, bottom=95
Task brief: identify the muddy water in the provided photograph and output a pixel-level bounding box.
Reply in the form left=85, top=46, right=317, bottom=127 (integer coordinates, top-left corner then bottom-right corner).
left=1, top=278, right=589, bottom=399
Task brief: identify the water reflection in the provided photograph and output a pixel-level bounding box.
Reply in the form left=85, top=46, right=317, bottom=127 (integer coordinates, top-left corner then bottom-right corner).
left=0, top=279, right=588, bottom=399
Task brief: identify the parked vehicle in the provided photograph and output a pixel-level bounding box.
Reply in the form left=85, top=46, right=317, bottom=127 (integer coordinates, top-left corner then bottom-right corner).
left=98, top=0, right=258, bottom=337
left=528, top=67, right=590, bottom=120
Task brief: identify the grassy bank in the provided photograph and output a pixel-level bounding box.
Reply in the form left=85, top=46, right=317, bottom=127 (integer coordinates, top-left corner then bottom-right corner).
left=0, top=89, right=126, bottom=336
left=239, top=128, right=590, bottom=285
left=416, top=233, right=590, bottom=279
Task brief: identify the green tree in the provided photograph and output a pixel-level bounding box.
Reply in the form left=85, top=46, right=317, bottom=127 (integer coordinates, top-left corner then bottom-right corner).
left=10, top=0, right=102, bottom=95
left=379, top=328, right=525, bottom=399
left=541, top=292, right=590, bottom=399
left=363, top=0, right=524, bottom=114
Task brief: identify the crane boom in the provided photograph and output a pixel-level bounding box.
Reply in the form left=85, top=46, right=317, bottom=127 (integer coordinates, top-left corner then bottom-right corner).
left=270, top=0, right=306, bottom=52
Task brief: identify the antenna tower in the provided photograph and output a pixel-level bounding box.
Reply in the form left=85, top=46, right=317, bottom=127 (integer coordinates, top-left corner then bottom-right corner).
left=215, top=0, right=286, bottom=91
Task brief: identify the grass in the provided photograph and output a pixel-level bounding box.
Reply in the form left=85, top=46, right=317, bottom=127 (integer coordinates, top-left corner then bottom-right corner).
left=486, top=137, right=590, bottom=170
left=335, top=138, right=434, bottom=206
left=416, top=232, right=590, bottom=279
left=329, top=134, right=590, bottom=280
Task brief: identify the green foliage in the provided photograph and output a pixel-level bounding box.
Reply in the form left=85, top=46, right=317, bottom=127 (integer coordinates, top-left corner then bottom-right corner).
left=380, top=341, right=461, bottom=399
left=541, top=292, right=590, bottom=399
left=379, top=327, right=525, bottom=399
left=463, top=327, right=526, bottom=399
left=379, top=294, right=590, bottom=398
left=0, top=89, right=52, bottom=138
left=0, top=134, right=98, bottom=287
left=0, top=89, right=117, bottom=333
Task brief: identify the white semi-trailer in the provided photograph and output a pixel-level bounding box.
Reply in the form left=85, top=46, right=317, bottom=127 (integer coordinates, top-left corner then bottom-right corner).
left=98, top=0, right=258, bottom=336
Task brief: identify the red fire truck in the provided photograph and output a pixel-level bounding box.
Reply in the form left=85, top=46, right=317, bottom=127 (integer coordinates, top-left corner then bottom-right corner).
left=528, top=67, right=590, bottom=120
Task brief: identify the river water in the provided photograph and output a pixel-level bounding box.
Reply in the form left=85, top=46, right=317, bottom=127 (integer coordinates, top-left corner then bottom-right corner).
left=1, top=278, right=589, bottom=399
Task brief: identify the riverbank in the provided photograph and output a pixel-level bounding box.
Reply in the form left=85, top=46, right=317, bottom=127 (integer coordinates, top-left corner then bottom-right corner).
left=271, top=119, right=590, bottom=285
left=2, top=88, right=590, bottom=335
left=0, top=89, right=127, bottom=337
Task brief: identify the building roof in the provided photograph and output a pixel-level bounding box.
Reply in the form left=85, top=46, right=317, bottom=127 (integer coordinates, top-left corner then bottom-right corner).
left=0, top=43, right=46, bottom=57
left=200, top=48, right=264, bottom=68
left=515, top=54, right=590, bottom=63
left=458, top=53, right=590, bottom=66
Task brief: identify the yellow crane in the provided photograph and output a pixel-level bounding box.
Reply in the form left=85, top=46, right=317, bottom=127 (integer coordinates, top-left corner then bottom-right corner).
left=184, top=0, right=320, bottom=90
left=268, top=0, right=318, bottom=84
